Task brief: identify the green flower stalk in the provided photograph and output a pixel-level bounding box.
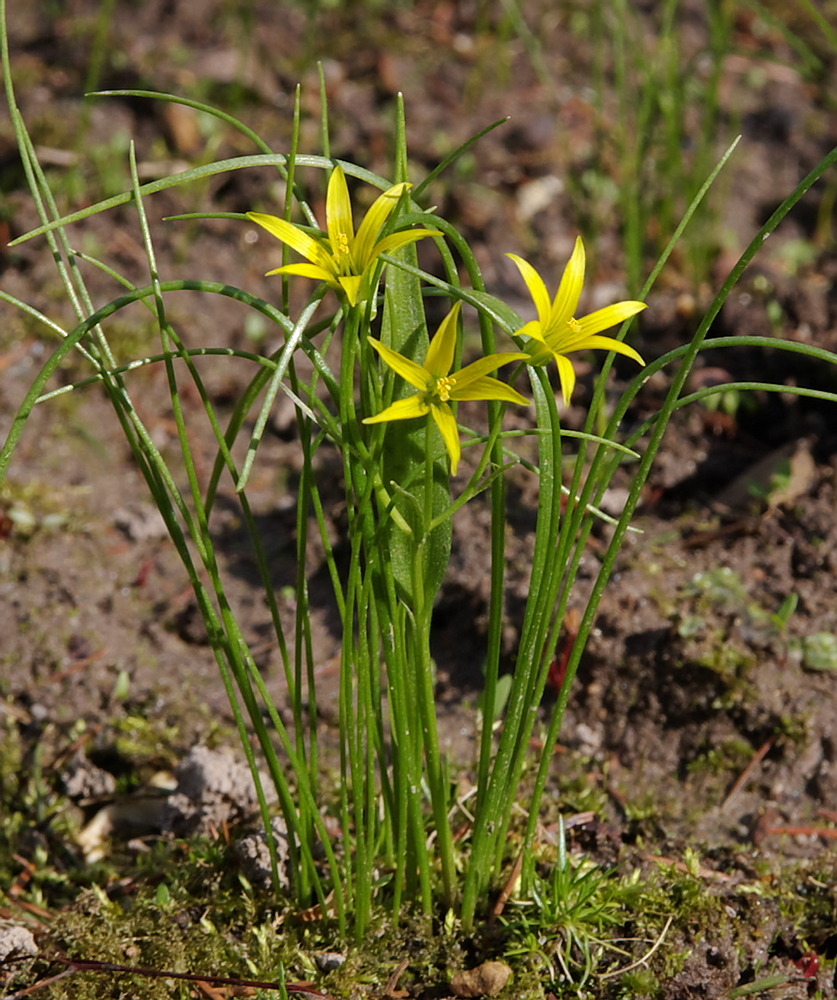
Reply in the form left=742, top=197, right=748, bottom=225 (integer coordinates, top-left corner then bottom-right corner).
left=508, top=237, right=647, bottom=404
left=363, top=302, right=528, bottom=474
left=247, top=165, right=441, bottom=307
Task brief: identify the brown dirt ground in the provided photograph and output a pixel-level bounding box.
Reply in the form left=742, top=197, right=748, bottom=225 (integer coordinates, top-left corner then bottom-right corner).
left=1, top=2, right=837, bottom=998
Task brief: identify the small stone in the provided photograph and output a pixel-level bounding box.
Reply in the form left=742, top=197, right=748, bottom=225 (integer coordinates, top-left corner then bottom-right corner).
left=113, top=503, right=167, bottom=542
left=63, top=752, right=117, bottom=800
left=314, top=952, right=346, bottom=972
left=163, top=746, right=277, bottom=837
left=235, top=816, right=291, bottom=890
left=0, top=923, right=38, bottom=963
left=450, top=960, right=512, bottom=997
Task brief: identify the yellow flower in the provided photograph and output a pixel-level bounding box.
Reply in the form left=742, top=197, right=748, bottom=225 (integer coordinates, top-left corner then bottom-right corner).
left=508, top=237, right=647, bottom=405
left=363, top=303, right=529, bottom=475
left=247, top=165, right=441, bottom=307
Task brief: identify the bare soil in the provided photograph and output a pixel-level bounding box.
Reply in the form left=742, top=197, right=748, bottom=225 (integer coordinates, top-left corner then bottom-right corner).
left=1, top=2, right=837, bottom=998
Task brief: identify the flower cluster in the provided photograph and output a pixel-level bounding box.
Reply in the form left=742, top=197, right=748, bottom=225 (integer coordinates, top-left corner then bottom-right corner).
left=249, top=167, right=647, bottom=474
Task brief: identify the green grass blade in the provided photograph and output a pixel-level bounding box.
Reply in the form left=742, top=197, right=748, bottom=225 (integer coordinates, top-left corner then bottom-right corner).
left=10, top=155, right=406, bottom=245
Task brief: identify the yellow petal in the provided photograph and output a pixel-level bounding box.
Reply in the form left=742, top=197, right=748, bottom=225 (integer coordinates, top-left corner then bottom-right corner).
left=248, top=212, right=334, bottom=271
left=507, top=253, right=551, bottom=328
left=551, top=236, right=585, bottom=326
left=325, top=165, right=355, bottom=266
left=515, top=319, right=548, bottom=345
left=575, top=334, right=645, bottom=366
left=372, top=228, right=442, bottom=259
left=430, top=402, right=461, bottom=474
left=353, top=182, right=410, bottom=266
left=556, top=354, right=577, bottom=406
left=424, top=303, right=461, bottom=377
left=450, top=375, right=529, bottom=405
left=575, top=301, right=647, bottom=340
left=454, top=351, right=528, bottom=387
left=266, top=262, right=338, bottom=285
left=338, top=274, right=364, bottom=306
left=368, top=337, right=431, bottom=391
left=363, top=395, right=430, bottom=424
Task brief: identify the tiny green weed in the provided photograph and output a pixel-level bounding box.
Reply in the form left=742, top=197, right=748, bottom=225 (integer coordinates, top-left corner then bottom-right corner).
left=502, top=822, right=638, bottom=989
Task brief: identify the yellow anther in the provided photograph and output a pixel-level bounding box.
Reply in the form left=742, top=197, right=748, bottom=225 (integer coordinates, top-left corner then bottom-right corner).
left=567, top=316, right=582, bottom=333
left=435, top=375, right=456, bottom=402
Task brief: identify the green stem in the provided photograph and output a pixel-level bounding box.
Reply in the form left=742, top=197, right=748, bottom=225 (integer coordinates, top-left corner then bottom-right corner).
left=460, top=367, right=563, bottom=928
left=410, top=524, right=456, bottom=908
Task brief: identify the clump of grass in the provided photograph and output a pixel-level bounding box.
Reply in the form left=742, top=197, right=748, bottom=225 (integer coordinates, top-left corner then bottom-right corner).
left=3, top=0, right=837, bottom=990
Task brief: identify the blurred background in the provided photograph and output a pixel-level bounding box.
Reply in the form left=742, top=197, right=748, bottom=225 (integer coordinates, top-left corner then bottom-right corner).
left=3, top=0, right=836, bottom=327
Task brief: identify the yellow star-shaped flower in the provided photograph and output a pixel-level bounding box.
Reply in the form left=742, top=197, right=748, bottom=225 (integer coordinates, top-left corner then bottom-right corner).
left=508, top=237, right=647, bottom=405
left=247, top=165, right=441, bottom=307
left=363, top=303, right=529, bottom=475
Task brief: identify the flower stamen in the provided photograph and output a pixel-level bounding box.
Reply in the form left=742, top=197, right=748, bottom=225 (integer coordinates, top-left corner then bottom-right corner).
left=435, top=375, right=456, bottom=402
